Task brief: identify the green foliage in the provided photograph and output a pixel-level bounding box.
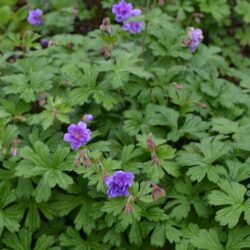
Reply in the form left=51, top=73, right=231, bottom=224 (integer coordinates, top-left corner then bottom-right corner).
left=0, top=0, right=249, bottom=249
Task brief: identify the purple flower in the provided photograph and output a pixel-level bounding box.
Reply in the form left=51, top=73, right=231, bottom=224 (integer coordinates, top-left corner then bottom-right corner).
left=27, top=9, right=43, bottom=26
left=64, top=121, right=91, bottom=150
left=83, top=114, right=94, bottom=123
left=105, top=171, right=134, bottom=198
left=40, top=39, right=49, bottom=48
left=131, top=9, right=141, bottom=17
left=112, top=0, right=133, bottom=22
left=188, top=27, right=203, bottom=52
left=122, top=21, right=144, bottom=34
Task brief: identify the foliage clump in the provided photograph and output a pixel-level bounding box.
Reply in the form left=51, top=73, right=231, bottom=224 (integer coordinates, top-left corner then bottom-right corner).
left=0, top=0, right=249, bottom=249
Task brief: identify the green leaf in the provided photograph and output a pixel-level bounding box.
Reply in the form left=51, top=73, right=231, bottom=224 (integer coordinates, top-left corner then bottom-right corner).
left=29, top=97, right=71, bottom=129
left=178, top=137, right=229, bottom=182
left=151, top=223, right=165, bottom=247
left=236, top=1, right=250, bottom=23
left=191, top=229, right=224, bottom=250
left=16, top=142, right=72, bottom=202
left=0, top=182, right=20, bottom=235
left=129, top=223, right=143, bottom=245
left=165, top=224, right=182, bottom=243
left=197, top=0, right=230, bottom=22
left=34, top=235, right=57, bottom=250
left=226, top=226, right=250, bottom=250
left=103, top=228, right=122, bottom=247
left=2, top=58, right=54, bottom=102
left=142, top=208, right=168, bottom=222
left=3, top=228, right=32, bottom=250
left=99, top=52, right=152, bottom=88
left=102, top=199, right=126, bottom=216
left=74, top=203, right=95, bottom=234
left=212, top=117, right=239, bottom=134
left=207, top=180, right=248, bottom=228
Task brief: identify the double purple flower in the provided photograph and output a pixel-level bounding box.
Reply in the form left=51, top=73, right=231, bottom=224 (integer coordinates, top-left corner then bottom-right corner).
left=188, top=28, right=203, bottom=52
left=64, top=121, right=91, bottom=150
left=123, top=22, right=144, bottom=34
left=27, top=9, right=43, bottom=26
left=105, top=171, right=134, bottom=198
left=112, top=0, right=144, bottom=34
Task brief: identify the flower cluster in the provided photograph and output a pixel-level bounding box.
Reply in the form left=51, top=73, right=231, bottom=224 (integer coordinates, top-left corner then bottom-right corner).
left=112, top=0, right=144, bottom=34
left=64, top=121, right=91, bottom=150
left=27, top=9, right=43, bottom=26
left=105, top=171, right=134, bottom=198
left=187, top=27, right=203, bottom=52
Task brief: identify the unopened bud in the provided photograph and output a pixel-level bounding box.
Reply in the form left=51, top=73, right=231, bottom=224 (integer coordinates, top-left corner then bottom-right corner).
left=62, top=80, right=70, bottom=86
left=197, top=102, right=207, bottom=109
left=103, top=172, right=109, bottom=182
left=83, top=156, right=92, bottom=168
left=74, top=158, right=81, bottom=166
left=11, top=147, right=17, bottom=157
left=40, top=39, right=49, bottom=49
left=174, top=82, right=183, bottom=89
left=7, top=55, right=16, bottom=64
left=67, top=43, right=74, bottom=49
left=11, top=139, right=21, bottom=157
left=101, top=47, right=111, bottom=60
left=100, top=17, right=112, bottom=34
left=38, top=93, right=47, bottom=107
left=152, top=184, right=166, bottom=201
left=195, top=17, right=201, bottom=24
left=193, top=13, right=203, bottom=23
left=83, top=114, right=94, bottom=123
left=147, top=135, right=156, bottom=152
left=151, top=155, right=160, bottom=166
left=124, top=203, right=133, bottom=215
left=183, top=39, right=191, bottom=47
left=158, top=0, right=165, bottom=6
left=52, top=107, right=57, bottom=117
left=72, top=6, right=78, bottom=17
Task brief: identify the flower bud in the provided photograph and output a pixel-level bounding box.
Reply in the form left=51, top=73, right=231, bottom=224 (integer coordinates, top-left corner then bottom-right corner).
left=40, top=39, right=49, bottom=48
left=100, top=17, right=112, bottom=34
left=174, top=82, right=184, bottom=89
left=101, top=47, right=111, bottom=60
left=152, top=184, right=166, bottom=201
left=103, top=173, right=109, bottom=182
left=124, top=203, right=133, bottom=215
left=83, top=156, right=92, bottom=168
left=74, top=158, right=81, bottom=166
left=72, top=6, right=78, bottom=17
left=11, top=147, right=17, bottom=157
left=38, top=92, right=47, bottom=107
left=151, top=155, right=160, bottom=166
left=83, top=114, right=94, bottom=123
left=198, top=102, right=207, bottom=109
left=147, top=136, right=156, bottom=152
left=158, top=0, right=165, bottom=6
left=11, top=139, right=21, bottom=157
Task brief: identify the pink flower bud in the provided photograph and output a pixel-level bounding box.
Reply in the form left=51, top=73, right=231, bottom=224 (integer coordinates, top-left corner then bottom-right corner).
left=100, top=17, right=112, bottom=34
left=151, top=155, right=160, bottom=166
left=152, top=184, right=166, bottom=201
left=146, top=136, right=156, bottom=152
left=158, top=0, right=165, bottom=6
left=124, top=203, right=133, bottom=215
left=101, top=47, right=111, bottom=59
left=83, top=156, right=92, bottom=168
